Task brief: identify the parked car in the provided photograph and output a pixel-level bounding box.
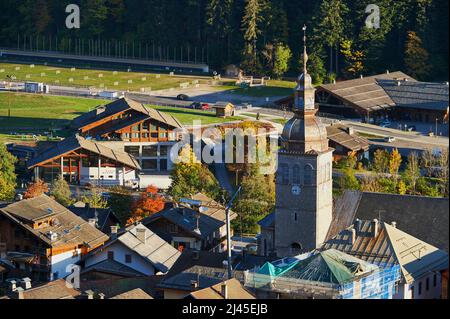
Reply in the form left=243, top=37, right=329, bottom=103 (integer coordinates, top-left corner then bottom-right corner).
left=380, top=120, right=391, bottom=128
left=177, top=94, right=189, bottom=101
left=384, top=136, right=396, bottom=143
left=190, top=102, right=210, bottom=110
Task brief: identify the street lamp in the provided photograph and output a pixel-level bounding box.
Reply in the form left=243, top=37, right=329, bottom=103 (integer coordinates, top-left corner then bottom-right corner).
left=436, top=118, right=439, bottom=137
left=224, top=185, right=242, bottom=280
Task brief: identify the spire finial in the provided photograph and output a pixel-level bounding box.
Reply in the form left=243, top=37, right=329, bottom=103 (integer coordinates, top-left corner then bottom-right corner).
left=302, top=25, right=308, bottom=74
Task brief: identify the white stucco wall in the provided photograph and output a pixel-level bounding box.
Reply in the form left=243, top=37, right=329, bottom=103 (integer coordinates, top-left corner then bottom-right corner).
left=50, top=249, right=81, bottom=281
left=393, top=272, right=443, bottom=299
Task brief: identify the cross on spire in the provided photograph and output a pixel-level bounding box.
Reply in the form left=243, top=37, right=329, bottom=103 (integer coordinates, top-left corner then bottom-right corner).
left=302, top=25, right=308, bottom=74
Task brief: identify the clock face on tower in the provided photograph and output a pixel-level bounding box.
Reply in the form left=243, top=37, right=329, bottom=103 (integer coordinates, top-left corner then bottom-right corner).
left=291, top=185, right=301, bottom=196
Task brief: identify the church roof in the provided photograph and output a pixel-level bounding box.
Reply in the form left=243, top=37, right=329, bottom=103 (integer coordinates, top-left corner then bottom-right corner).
left=329, top=191, right=449, bottom=253
left=273, top=249, right=379, bottom=285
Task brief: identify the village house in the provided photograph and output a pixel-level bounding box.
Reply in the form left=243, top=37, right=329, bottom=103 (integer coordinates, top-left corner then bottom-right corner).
left=84, top=223, right=181, bottom=277
left=68, top=201, right=121, bottom=235
left=0, top=195, right=109, bottom=282
left=326, top=124, right=370, bottom=162
left=141, top=194, right=237, bottom=253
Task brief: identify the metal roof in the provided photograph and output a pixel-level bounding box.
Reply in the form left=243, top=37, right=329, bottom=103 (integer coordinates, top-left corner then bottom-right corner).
left=318, top=71, right=416, bottom=113
left=378, top=79, right=449, bottom=111
left=28, top=135, right=141, bottom=170
left=117, top=223, right=181, bottom=274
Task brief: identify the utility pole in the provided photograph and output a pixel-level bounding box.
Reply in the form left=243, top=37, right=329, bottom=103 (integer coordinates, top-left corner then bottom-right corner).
left=224, top=186, right=242, bottom=280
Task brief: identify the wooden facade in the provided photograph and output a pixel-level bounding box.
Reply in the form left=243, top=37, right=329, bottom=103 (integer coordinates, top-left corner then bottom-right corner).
left=79, top=109, right=178, bottom=143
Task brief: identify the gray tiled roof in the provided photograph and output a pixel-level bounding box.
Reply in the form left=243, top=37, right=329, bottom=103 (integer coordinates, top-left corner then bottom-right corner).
left=117, top=223, right=181, bottom=273
left=378, top=80, right=449, bottom=111
left=330, top=191, right=449, bottom=253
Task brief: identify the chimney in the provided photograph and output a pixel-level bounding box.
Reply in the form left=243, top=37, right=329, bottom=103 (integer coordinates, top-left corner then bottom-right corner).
left=15, top=287, right=25, bottom=300
left=136, top=227, right=147, bottom=244
left=85, top=290, right=95, bottom=300
left=191, top=280, right=199, bottom=290
left=391, top=221, right=397, bottom=228
left=221, top=282, right=228, bottom=299
left=21, top=277, right=32, bottom=290
left=346, top=127, right=354, bottom=135
left=354, top=219, right=362, bottom=235
left=88, top=218, right=97, bottom=228
left=9, top=280, right=17, bottom=292
left=350, top=228, right=357, bottom=245
left=192, top=250, right=200, bottom=261
left=372, top=219, right=379, bottom=237
left=110, top=226, right=119, bottom=239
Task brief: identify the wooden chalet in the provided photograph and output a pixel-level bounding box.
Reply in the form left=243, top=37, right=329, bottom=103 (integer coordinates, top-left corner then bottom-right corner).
left=326, top=124, right=370, bottom=161
left=0, top=195, right=109, bottom=282
left=71, top=98, right=182, bottom=143
left=27, top=135, right=141, bottom=187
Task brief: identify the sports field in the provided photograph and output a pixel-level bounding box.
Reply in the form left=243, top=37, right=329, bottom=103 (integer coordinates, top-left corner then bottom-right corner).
left=0, top=62, right=211, bottom=92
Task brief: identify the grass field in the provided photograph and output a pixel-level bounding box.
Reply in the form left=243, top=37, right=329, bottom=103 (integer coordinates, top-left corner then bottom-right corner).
left=230, top=80, right=296, bottom=97
left=1, top=62, right=296, bottom=97
left=0, top=92, right=107, bottom=132
left=0, top=92, right=244, bottom=140
left=0, top=62, right=211, bottom=92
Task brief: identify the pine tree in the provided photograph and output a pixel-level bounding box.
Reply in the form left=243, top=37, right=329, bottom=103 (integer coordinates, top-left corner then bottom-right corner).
left=81, top=187, right=108, bottom=208
left=404, top=31, right=431, bottom=80
left=313, top=0, right=349, bottom=76
left=241, top=0, right=263, bottom=74
left=272, top=43, right=292, bottom=79
left=50, top=176, right=74, bottom=207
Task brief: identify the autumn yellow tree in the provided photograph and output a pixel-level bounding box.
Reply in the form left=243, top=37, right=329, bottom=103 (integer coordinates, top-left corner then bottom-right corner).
left=389, top=149, right=402, bottom=177
left=340, top=39, right=365, bottom=78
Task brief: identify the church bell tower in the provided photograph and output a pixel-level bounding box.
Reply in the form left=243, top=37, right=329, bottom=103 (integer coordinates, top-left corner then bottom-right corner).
left=274, top=26, right=334, bottom=257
